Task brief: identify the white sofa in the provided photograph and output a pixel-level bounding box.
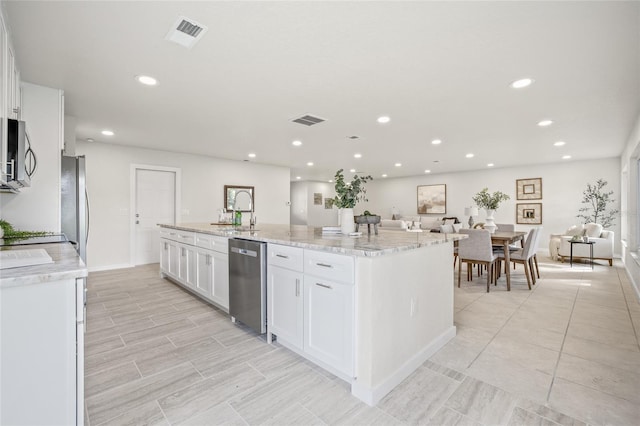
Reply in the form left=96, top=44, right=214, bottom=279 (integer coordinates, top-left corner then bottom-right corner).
left=379, top=216, right=462, bottom=233
left=549, top=223, right=614, bottom=266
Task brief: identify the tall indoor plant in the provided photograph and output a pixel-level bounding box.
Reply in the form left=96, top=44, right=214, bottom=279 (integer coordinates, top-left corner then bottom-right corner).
left=472, top=188, right=510, bottom=233
left=576, top=178, right=619, bottom=228
left=333, top=169, right=373, bottom=234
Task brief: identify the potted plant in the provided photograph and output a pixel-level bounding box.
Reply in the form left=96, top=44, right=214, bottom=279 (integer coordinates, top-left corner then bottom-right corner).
left=472, top=188, right=510, bottom=233
left=333, top=169, right=373, bottom=234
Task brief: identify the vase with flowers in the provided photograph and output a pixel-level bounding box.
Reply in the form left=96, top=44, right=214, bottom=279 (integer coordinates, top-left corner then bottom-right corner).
left=472, top=188, right=510, bottom=233
left=333, top=169, right=373, bottom=235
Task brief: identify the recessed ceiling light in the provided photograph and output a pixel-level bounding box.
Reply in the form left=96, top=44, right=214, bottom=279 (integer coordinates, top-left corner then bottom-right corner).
left=292, top=140, right=302, bottom=146
left=537, top=119, right=553, bottom=127
left=307, top=162, right=314, bottom=166
left=487, top=163, right=494, bottom=167
left=296, top=176, right=301, bottom=180
left=465, top=153, right=474, bottom=158
left=510, top=78, right=534, bottom=89
left=431, top=139, right=442, bottom=145
left=248, top=153, right=256, bottom=158
left=349, top=169, right=356, bottom=173
left=394, top=163, right=402, bottom=167
left=562, top=155, right=572, bottom=160
left=86, top=138, right=94, bottom=143
left=554, top=141, right=566, bottom=147
left=101, top=130, right=114, bottom=136
left=354, top=153, right=362, bottom=159
left=135, top=75, right=158, bottom=86
left=382, top=174, right=388, bottom=178
left=424, top=170, right=431, bottom=173
left=377, top=116, right=391, bottom=124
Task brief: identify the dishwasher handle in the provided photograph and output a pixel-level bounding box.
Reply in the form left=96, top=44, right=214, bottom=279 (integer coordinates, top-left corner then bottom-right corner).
left=231, top=246, right=258, bottom=257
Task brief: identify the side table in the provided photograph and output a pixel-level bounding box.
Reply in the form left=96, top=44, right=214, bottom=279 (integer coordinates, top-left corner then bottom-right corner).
left=569, top=240, right=595, bottom=269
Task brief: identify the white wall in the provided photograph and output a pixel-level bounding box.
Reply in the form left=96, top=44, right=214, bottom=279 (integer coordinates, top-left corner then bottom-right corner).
left=76, top=141, right=290, bottom=270
left=360, top=158, right=621, bottom=256
left=0, top=83, right=62, bottom=232
left=290, top=181, right=339, bottom=226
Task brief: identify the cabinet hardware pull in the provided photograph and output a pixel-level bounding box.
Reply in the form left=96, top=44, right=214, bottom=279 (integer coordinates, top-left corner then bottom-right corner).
left=164, top=242, right=168, bottom=250
left=316, top=282, right=332, bottom=289
left=276, top=254, right=289, bottom=259
left=295, top=279, right=300, bottom=297
left=316, top=263, right=333, bottom=268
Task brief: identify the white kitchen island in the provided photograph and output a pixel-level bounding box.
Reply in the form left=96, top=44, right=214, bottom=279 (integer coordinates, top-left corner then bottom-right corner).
left=159, top=223, right=463, bottom=406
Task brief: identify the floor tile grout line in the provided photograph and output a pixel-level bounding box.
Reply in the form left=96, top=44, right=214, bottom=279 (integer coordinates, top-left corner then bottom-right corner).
left=154, top=399, right=172, bottom=426
left=545, top=268, right=583, bottom=404
left=226, top=401, right=251, bottom=426
left=462, top=278, right=537, bottom=370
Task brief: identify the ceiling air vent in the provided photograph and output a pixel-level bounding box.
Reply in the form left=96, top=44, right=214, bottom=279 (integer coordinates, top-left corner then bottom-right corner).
left=292, top=114, right=326, bottom=126
left=165, top=16, right=208, bottom=49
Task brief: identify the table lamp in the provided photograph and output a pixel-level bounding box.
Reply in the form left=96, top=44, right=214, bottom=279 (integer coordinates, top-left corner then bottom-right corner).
left=464, top=207, right=479, bottom=228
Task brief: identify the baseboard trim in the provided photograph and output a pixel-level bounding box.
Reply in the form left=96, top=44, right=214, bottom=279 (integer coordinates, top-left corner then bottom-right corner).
left=351, top=325, right=457, bottom=406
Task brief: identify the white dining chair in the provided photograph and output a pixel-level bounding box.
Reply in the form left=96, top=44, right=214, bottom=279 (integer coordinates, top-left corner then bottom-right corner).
left=457, top=229, right=498, bottom=292
left=495, top=228, right=539, bottom=290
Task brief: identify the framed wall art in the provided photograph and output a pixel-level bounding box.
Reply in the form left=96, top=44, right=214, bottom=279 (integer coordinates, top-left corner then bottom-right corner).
left=417, top=184, right=446, bottom=214
left=516, top=177, right=542, bottom=200
left=313, top=192, right=323, bottom=205
left=516, top=203, right=542, bottom=224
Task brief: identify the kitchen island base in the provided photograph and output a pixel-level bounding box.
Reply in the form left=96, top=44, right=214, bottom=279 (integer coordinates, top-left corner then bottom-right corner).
left=269, top=241, right=456, bottom=406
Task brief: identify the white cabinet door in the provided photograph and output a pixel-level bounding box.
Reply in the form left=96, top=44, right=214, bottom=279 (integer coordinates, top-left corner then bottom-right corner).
left=160, top=239, right=170, bottom=273
left=167, top=240, right=179, bottom=278
left=303, top=276, right=354, bottom=376
left=211, top=251, right=229, bottom=310
left=195, top=248, right=213, bottom=299
left=268, top=265, right=304, bottom=349
left=178, top=244, right=197, bottom=289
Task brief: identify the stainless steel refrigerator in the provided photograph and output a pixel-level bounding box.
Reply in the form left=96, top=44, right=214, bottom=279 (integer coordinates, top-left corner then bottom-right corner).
left=61, top=155, right=89, bottom=263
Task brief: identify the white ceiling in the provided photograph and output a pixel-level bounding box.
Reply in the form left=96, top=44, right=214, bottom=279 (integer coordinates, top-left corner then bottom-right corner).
left=4, top=1, right=639, bottom=182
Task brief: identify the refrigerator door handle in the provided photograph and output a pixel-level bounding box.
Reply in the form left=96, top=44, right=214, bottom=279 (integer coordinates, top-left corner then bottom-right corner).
left=85, top=188, right=90, bottom=248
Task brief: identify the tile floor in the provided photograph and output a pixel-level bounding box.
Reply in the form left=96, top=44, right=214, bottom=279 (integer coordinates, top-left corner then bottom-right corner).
left=84, top=258, right=640, bottom=425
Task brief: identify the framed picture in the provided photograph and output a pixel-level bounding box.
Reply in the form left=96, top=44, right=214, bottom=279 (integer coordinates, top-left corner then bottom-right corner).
left=516, top=203, right=542, bottom=224
left=516, top=177, right=542, bottom=200
left=224, top=185, right=254, bottom=212
left=313, top=193, right=323, bottom=205
left=417, top=184, right=446, bottom=214
left=324, top=198, right=334, bottom=209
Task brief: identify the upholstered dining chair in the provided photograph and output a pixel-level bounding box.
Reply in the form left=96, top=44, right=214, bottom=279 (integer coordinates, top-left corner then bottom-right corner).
left=457, top=229, right=498, bottom=292
left=495, top=227, right=540, bottom=290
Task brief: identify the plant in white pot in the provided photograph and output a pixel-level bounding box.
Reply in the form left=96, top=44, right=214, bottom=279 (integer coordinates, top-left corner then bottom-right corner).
left=472, top=188, right=510, bottom=233
left=333, top=169, right=373, bottom=235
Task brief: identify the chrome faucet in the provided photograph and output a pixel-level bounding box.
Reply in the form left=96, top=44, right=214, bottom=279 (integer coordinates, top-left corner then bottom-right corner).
left=232, top=189, right=256, bottom=230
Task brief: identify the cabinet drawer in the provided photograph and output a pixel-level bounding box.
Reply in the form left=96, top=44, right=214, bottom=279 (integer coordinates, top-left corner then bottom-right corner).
left=159, top=228, right=195, bottom=245
left=160, top=228, right=178, bottom=241
left=304, top=250, right=354, bottom=284
left=268, top=244, right=303, bottom=271
left=195, top=233, right=228, bottom=253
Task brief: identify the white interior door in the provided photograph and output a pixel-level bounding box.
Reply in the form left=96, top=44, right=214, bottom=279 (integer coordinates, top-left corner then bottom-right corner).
left=134, top=168, right=176, bottom=265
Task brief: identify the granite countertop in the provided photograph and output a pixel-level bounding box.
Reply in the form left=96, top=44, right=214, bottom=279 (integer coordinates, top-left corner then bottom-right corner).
left=159, top=223, right=466, bottom=257
left=0, top=243, right=88, bottom=288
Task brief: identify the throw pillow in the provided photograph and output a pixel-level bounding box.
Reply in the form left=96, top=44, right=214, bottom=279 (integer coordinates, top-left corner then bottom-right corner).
left=584, top=223, right=603, bottom=238
left=439, top=224, right=454, bottom=233
left=444, top=219, right=456, bottom=225
left=565, top=225, right=584, bottom=237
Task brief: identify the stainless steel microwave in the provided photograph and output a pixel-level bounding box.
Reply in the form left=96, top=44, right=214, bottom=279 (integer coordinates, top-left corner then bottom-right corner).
left=4, top=118, right=34, bottom=189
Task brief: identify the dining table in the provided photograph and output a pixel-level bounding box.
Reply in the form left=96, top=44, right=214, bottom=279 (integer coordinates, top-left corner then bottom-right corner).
left=491, top=231, right=527, bottom=290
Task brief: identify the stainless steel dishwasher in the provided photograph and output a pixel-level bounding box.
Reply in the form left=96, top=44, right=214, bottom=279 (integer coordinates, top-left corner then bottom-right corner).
left=228, top=238, right=267, bottom=334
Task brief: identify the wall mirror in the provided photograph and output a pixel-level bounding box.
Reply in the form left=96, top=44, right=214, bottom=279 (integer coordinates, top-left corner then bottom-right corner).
left=224, top=185, right=254, bottom=212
